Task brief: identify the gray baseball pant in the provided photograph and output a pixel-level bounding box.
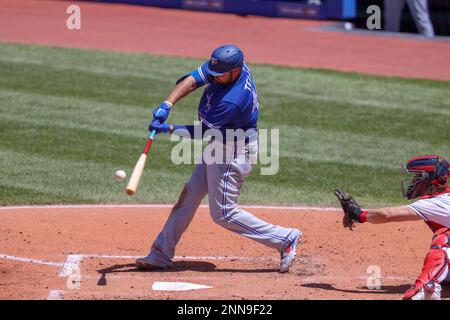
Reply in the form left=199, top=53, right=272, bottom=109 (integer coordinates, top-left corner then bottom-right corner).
left=384, top=0, right=435, bottom=37
left=145, top=134, right=299, bottom=267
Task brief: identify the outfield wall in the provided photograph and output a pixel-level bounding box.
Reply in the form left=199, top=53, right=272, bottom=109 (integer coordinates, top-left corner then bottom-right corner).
left=90, top=0, right=356, bottom=20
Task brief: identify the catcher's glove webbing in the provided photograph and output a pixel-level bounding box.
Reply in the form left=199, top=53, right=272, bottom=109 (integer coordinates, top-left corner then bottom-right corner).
left=334, top=189, right=368, bottom=230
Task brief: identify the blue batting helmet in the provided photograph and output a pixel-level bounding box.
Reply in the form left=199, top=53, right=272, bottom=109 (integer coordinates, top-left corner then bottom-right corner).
left=203, top=44, right=244, bottom=76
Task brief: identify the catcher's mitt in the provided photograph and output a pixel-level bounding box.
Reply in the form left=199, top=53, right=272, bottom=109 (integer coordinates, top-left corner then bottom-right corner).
left=334, top=189, right=363, bottom=231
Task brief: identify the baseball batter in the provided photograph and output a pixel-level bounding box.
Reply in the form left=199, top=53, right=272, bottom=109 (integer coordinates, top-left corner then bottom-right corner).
left=335, top=155, right=450, bottom=300
left=136, top=45, right=301, bottom=273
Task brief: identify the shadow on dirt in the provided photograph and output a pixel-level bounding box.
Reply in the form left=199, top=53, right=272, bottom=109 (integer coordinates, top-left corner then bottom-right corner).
left=301, top=283, right=411, bottom=295
left=301, top=283, right=450, bottom=298
left=96, top=261, right=277, bottom=286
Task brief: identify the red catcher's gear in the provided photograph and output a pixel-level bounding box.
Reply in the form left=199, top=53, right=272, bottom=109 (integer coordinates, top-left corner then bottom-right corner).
left=403, top=228, right=450, bottom=300
left=402, top=155, right=449, bottom=199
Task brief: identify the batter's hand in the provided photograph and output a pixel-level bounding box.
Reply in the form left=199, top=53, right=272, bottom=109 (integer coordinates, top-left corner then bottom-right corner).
left=148, top=120, right=173, bottom=135
left=334, top=189, right=366, bottom=231
left=151, top=101, right=172, bottom=124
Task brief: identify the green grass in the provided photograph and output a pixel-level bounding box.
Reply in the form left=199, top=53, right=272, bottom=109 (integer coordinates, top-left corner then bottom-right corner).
left=1, top=43, right=449, bottom=207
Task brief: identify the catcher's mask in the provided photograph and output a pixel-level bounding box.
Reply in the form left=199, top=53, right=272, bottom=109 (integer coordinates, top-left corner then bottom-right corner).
left=401, top=155, right=450, bottom=199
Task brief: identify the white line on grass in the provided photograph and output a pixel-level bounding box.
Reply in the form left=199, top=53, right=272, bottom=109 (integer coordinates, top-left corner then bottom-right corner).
left=0, top=204, right=340, bottom=212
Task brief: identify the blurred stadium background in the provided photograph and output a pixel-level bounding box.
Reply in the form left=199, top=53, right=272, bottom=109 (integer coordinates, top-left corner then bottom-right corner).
left=92, top=0, right=450, bottom=36
left=355, top=0, right=450, bottom=35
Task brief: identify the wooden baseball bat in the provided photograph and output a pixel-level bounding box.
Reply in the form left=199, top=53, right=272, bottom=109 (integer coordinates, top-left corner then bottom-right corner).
left=126, top=130, right=156, bottom=196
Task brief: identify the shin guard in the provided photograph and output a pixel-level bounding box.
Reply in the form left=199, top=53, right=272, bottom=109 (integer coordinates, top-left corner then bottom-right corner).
left=403, top=228, right=450, bottom=300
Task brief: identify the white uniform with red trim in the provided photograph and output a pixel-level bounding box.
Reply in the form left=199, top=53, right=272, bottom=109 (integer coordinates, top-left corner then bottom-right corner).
left=405, top=187, right=450, bottom=290
left=409, top=188, right=450, bottom=232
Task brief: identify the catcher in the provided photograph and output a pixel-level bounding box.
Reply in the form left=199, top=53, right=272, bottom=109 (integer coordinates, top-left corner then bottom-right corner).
left=335, top=155, right=450, bottom=300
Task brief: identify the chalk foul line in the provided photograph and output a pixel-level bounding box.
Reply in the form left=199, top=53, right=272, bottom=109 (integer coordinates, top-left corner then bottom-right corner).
left=0, top=253, right=275, bottom=277
left=0, top=204, right=340, bottom=212
left=0, top=254, right=63, bottom=267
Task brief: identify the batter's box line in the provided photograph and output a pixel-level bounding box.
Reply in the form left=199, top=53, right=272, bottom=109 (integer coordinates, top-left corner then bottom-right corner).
left=56, top=253, right=275, bottom=299
left=0, top=253, right=69, bottom=300
left=0, top=253, right=64, bottom=267
left=58, top=253, right=277, bottom=277
left=55, top=254, right=279, bottom=300
left=0, top=252, right=277, bottom=299
left=0, top=252, right=275, bottom=278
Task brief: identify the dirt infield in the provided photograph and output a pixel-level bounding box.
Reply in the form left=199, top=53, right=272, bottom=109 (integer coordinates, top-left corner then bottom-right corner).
left=1, top=0, right=450, bottom=81
left=0, top=205, right=444, bottom=300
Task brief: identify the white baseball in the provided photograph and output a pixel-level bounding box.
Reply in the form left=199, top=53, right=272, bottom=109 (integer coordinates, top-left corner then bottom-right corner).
left=114, top=170, right=126, bottom=182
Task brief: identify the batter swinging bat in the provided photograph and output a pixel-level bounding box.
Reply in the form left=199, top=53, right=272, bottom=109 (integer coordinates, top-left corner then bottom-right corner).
left=126, top=130, right=156, bottom=196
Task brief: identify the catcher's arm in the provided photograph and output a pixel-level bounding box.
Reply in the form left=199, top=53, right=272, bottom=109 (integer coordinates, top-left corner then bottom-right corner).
left=363, top=206, right=421, bottom=224
left=334, top=190, right=421, bottom=230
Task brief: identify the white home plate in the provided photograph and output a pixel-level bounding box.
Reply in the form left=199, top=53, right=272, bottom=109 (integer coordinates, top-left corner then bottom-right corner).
left=152, top=282, right=212, bottom=291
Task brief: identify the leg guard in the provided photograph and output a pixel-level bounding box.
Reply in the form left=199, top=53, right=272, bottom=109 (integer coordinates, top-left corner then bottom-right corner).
left=403, top=228, right=450, bottom=300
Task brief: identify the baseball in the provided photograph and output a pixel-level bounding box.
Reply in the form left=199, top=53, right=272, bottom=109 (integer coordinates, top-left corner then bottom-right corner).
left=344, top=22, right=353, bottom=30
left=114, top=169, right=126, bottom=182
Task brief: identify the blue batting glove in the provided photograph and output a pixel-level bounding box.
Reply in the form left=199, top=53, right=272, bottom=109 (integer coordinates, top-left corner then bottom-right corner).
left=148, top=120, right=173, bottom=135
left=152, top=101, right=172, bottom=124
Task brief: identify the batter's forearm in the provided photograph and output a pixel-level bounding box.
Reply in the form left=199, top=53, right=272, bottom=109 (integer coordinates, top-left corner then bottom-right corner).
left=171, top=123, right=208, bottom=140
left=166, top=75, right=197, bottom=105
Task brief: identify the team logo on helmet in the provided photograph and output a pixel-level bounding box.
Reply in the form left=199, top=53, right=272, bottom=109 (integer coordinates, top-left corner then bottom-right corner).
left=211, top=58, right=218, bottom=65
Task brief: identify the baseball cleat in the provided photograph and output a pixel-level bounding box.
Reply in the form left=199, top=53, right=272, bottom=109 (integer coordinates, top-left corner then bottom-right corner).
left=279, top=229, right=302, bottom=273
left=403, top=281, right=442, bottom=300
left=135, top=256, right=170, bottom=270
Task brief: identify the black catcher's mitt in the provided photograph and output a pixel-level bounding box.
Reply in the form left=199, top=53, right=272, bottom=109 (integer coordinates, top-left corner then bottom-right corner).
left=334, top=189, right=363, bottom=231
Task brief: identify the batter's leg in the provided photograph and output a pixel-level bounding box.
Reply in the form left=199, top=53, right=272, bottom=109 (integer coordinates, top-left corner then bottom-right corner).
left=206, top=140, right=301, bottom=256
left=136, top=163, right=208, bottom=268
